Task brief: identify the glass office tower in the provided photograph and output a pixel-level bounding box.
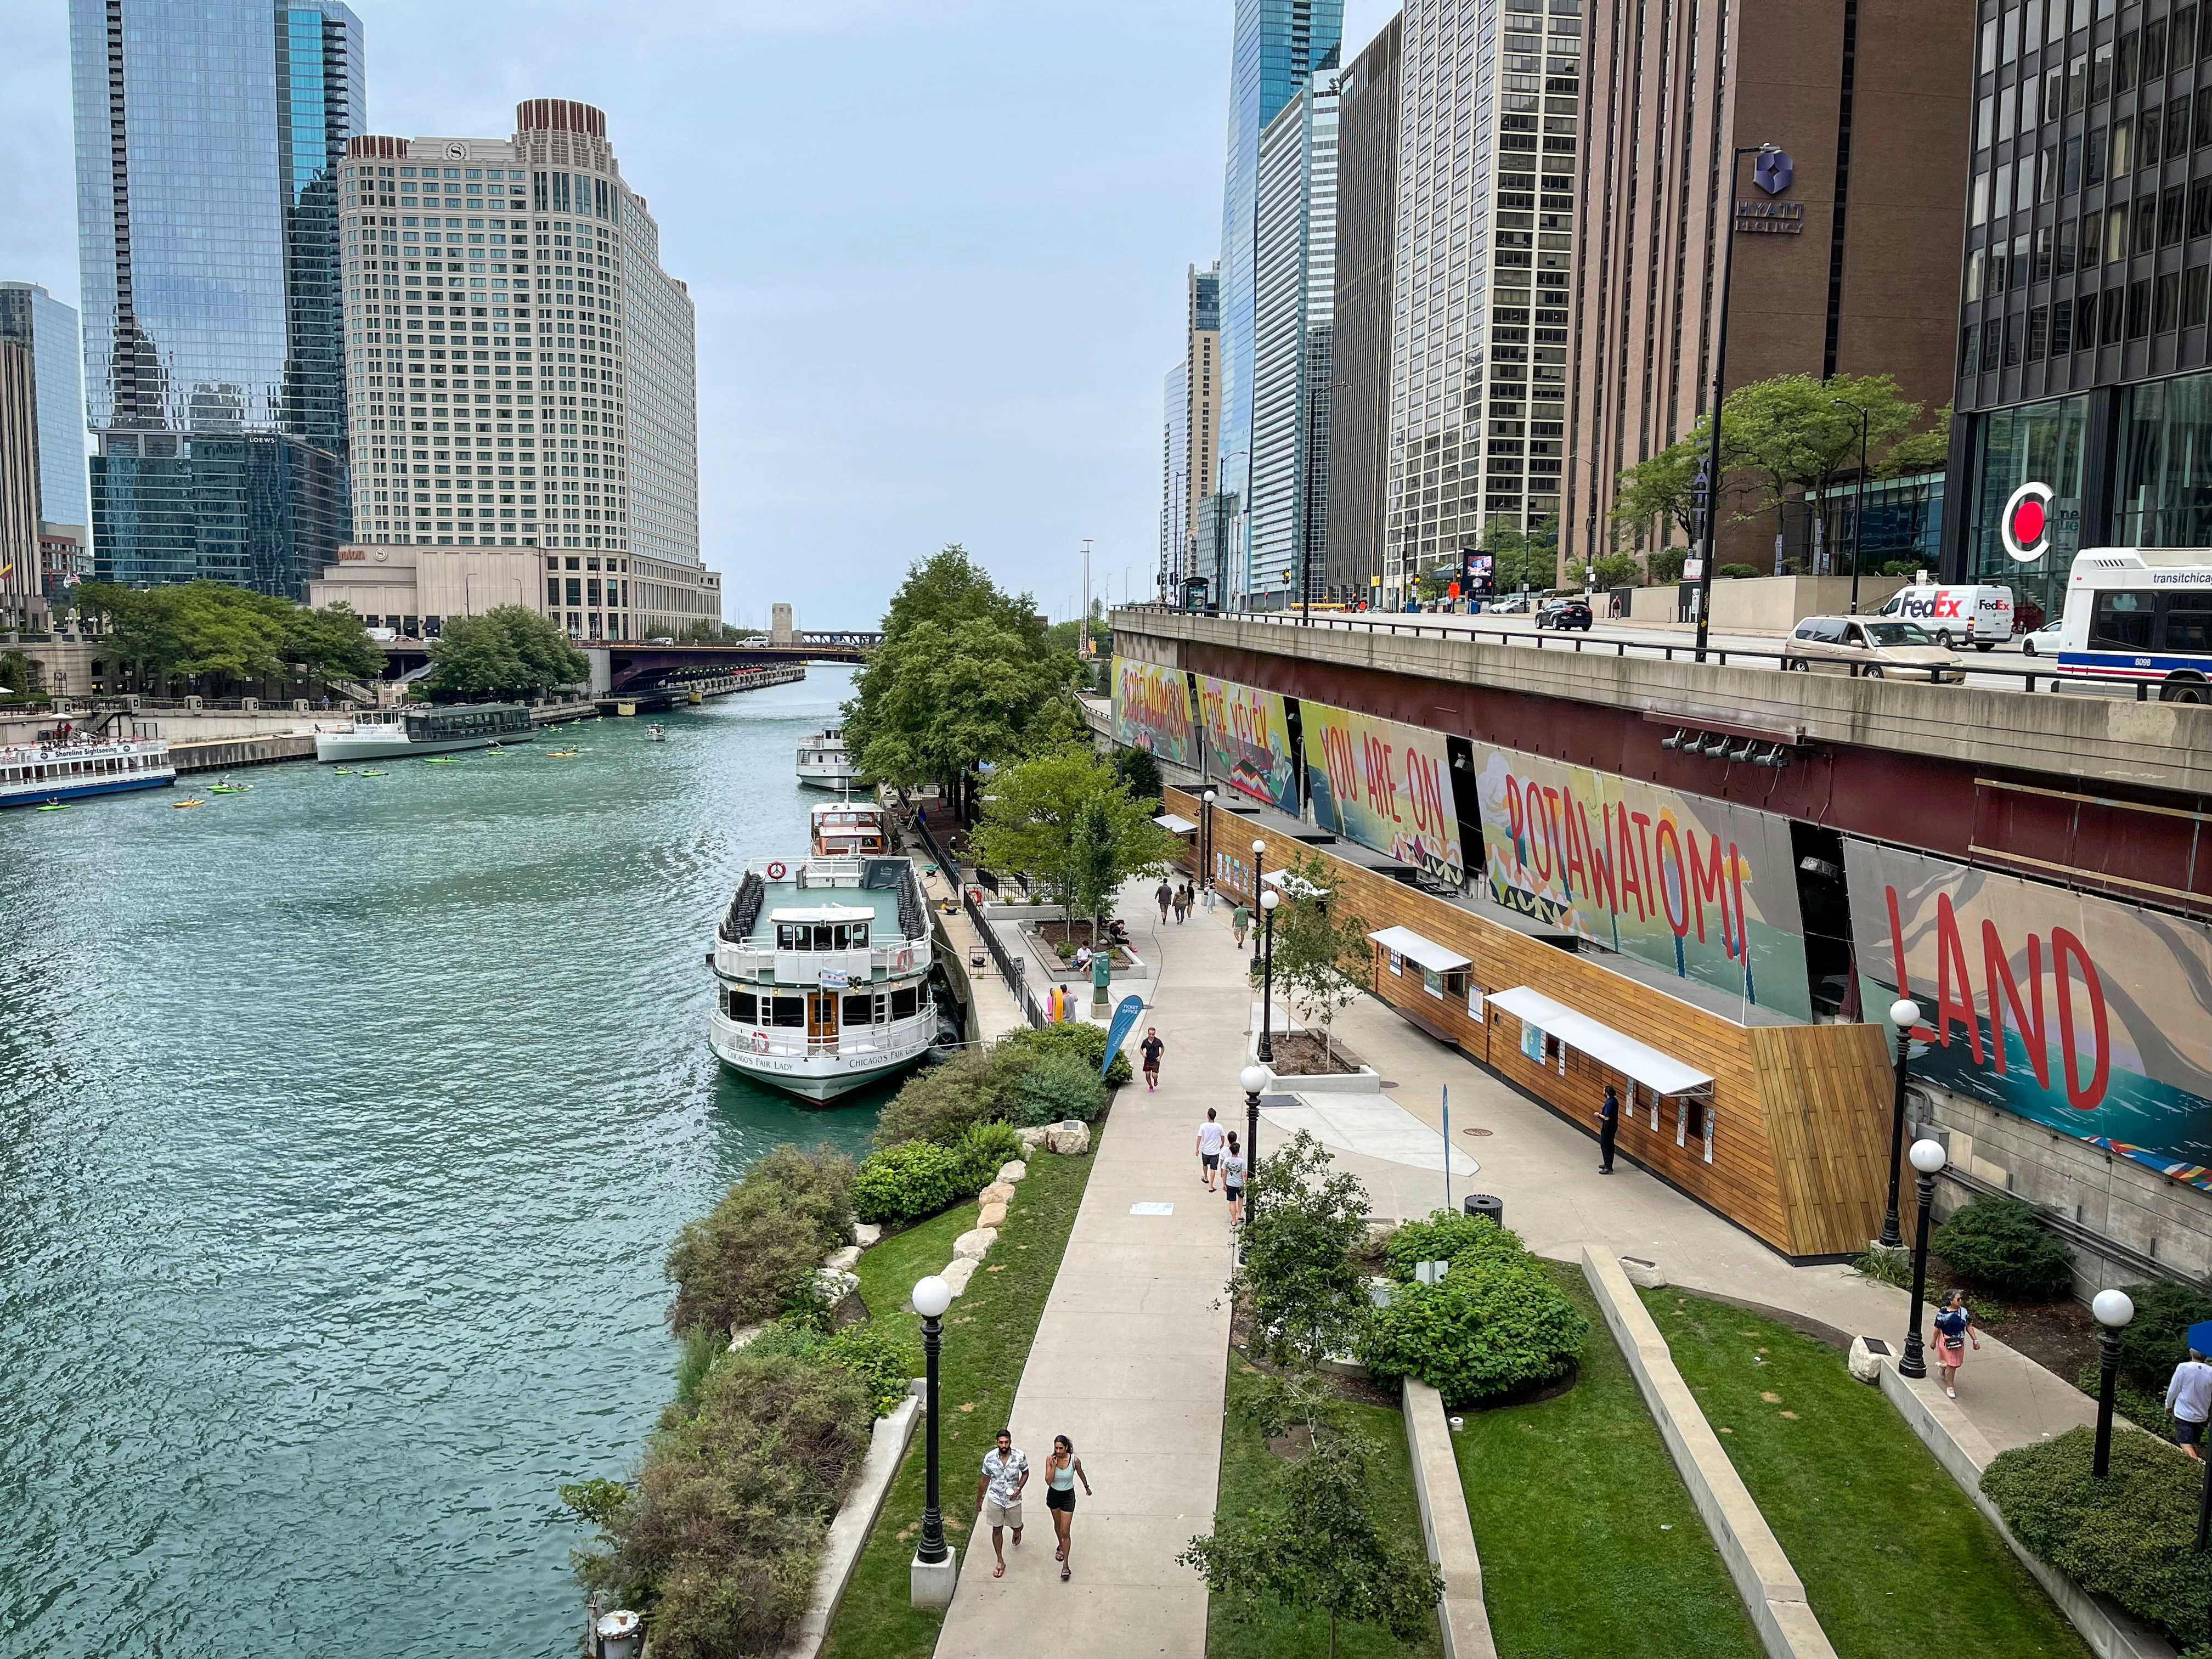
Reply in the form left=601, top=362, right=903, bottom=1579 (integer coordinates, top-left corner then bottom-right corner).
left=70, top=0, right=360, bottom=595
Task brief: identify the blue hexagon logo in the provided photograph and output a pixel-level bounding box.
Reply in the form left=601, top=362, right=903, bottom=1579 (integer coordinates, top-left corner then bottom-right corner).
left=1754, top=150, right=1794, bottom=196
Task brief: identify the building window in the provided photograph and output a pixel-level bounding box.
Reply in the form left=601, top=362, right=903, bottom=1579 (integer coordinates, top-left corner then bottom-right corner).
left=2158, top=272, right=2183, bottom=332
left=2117, top=369, right=2212, bottom=546
left=1966, top=392, right=2090, bottom=624
left=2128, top=278, right=2152, bottom=338
left=2052, top=298, right=2074, bottom=354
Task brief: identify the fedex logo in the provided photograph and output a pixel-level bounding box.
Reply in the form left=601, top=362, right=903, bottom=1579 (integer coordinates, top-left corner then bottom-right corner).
left=1894, top=594, right=1966, bottom=619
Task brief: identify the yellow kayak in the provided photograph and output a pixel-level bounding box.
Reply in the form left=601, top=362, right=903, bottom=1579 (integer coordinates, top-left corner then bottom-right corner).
left=172, top=797, right=207, bottom=809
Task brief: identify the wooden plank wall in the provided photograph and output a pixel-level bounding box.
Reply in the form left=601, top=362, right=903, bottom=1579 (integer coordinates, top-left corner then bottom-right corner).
left=1167, top=786, right=1891, bottom=1258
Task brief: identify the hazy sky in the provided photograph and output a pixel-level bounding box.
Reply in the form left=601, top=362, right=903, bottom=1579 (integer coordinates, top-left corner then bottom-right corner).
left=0, top=0, right=1398, bottom=629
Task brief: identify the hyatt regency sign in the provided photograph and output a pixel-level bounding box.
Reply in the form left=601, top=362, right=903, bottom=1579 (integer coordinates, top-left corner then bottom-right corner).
left=1735, top=147, right=1803, bottom=234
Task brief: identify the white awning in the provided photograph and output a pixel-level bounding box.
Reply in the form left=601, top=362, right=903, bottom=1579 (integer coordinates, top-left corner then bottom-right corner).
left=1367, top=926, right=1471, bottom=975
left=1484, top=986, right=1714, bottom=1097
left=1153, top=813, right=1199, bottom=834
left=1263, top=868, right=1328, bottom=898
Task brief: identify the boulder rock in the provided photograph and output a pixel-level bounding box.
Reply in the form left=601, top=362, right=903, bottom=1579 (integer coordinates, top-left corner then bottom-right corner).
left=952, top=1227, right=999, bottom=1261
left=939, top=1257, right=981, bottom=1298
left=1046, top=1120, right=1092, bottom=1156
left=1017, top=1126, right=1052, bottom=1156
left=977, top=1200, right=1009, bottom=1229
left=850, top=1221, right=883, bottom=1248
left=1618, top=1255, right=1666, bottom=1290
left=996, top=1160, right=1029, bottom=1184
left=1847, top=1334, right=1887, bottom=1385
left=824, top=1244, right=863, bottom=1273
left=729, top=1322, right=768, bottom=1351
left=814, top=1266, right=860, bottom=1302
left=978, top=1182, right=1017, bottom=1207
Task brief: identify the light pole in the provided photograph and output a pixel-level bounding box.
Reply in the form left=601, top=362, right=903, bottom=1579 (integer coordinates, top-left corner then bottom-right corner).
left=1898, top=1137, right=1946, bottom=1379
left=1240, top=1063, right=1268, bottom=1245
left=1259, top=887, right=1281, bottom=1063
left=909, top=1273, right=955, bottom=1606
left=2092, top=1288, right=2137, bottom=1477
left=1201, top=787, right=1218, bottom=894
left=1250, top=839, right=1266, bottom=971
left=1695, top=142, right=1781, bottom=662
left=1880, top=997, right=1922, bottom=1249
left=1833, top=397, right=1871, bottom=611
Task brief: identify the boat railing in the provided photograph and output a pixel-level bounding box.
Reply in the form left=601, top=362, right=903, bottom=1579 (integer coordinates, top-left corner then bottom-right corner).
left=712, top=939, right=930, bottom=979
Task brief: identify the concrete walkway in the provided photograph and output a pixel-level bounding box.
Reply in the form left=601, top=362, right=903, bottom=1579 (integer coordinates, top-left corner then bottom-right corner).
left=932, top=879, right=1244, bottom=1659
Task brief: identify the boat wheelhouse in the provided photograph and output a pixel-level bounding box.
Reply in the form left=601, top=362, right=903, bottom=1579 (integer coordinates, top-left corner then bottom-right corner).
left=315, top=703, right=535, bottom=763
left=1, top=738, right=176, bottom=808
left=797, top=727, right=861, bottom=791
left=810, top=800, right=891, bottom=859
left=708, top=854, right=936, bottom=1102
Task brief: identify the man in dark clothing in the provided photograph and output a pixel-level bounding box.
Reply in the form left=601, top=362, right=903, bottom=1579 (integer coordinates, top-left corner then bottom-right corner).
left=1598, top=1085, right=1620, bottom=1174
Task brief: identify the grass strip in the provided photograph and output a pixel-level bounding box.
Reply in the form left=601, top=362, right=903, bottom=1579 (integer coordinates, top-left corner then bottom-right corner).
left=1645, top=1288, right=2092, bottom=1659
left=820, top=1147, right=1093, bottom=1659
left=1451, top=1263, right=1760, bottom=1659
left=1204, top=1357, right=1444, bottom=1659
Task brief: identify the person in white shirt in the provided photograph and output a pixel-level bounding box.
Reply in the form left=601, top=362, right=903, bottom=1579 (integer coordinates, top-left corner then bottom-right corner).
left=1196, top=1108, right=1226, bottom=1190
left=2168, top=1350, right=2212, bottom=1459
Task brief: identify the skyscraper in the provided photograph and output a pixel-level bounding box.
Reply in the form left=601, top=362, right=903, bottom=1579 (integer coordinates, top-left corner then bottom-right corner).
left=336, top=101, right=703, bottom=641
left=70, top=0, right=360, bottom=596
left=0, top=283, right=90, bottom=623
left=1161, top=263, right=1221, bottom=602
left=1162, top=359, right=1189, bottom=597
left=1216, top=0, right=1345, bottom=606
left=1383, top=0, right=1584, bottom=606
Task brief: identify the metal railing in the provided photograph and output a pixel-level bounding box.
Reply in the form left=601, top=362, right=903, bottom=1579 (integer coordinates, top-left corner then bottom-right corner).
left=1113, top=601, right=2198, bottom=702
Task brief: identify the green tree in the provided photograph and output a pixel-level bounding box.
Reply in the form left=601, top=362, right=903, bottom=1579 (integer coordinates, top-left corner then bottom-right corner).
left=1609, top=408, right=1746, bottom=556
left=423, top=604, right=589, bottom=702
left=1110, top=744, right=1163, bottom=809
left=1880, top=402, right=1954, bottom=477
left=1180, top=1429, right=1444, bottom=1659
left=281, top=601, right=383, bottom=685
left=0, top=648, right=37, bottom=696
left=1260, top=853, right=1371, bottom=1067
left=1231, top=1129, right=1372, bottom=1368
left=1728, top=372, right=1922, bottom=561
left=1591, top=552, right=1643, bottom=590
left=973, top=749, right=1181, bottom=937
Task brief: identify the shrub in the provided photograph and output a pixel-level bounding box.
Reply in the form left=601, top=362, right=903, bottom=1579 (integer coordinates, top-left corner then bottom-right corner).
left=818, top=1322, right=922, bottom=1417
left=1383, top=1210, right=1527, bottom=1282
left=1930, top=1195, right=2075, bottom=1299
left=1850, top=1245, right=1913, bottom=1290
left=2114, top=1278, right=2212, bottom=1393
left=953, top=1119, right=1025, bottom=1188
left=1357, top=1257, right=1588, bottom=1406
left=1002, top=1020, right=1134, bottom=1087
left=1237, top=1130, right=1373, bottom=1366
left=1717, top=562, right=1763, bottom=579
left=1015, top=1051, right=1109, bottom=1126
left=1983, top=1424, right=2212, bottom=1643
left=2073, top=1362, right=2170, bottom=1434
left=663, top=1146, right=855, bottom=1338
left=851, top=1139, right=970, bottom=1226
left=872, top=1048, right=1003, bottom=1149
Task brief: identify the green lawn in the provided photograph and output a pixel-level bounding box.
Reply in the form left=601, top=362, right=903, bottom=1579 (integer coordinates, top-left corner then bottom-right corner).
left=1645, top=1289, right=2092, bottom=1659
left=820, top=1147, right=1094, bottom=1659
left=1204, top=1357, right=1444, bottom=1659
left=1453, top=1265, right=1760, bottom=1659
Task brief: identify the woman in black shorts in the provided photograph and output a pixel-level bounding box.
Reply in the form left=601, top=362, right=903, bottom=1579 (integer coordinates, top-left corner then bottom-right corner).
left=1221, top=1130, right=1247, bottom=1225
left=1043, top=1434, right=1092, bottom=1581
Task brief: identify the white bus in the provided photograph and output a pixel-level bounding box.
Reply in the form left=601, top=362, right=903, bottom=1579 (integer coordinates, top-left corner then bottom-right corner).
left=2055, top=548, right=2212, bottom=702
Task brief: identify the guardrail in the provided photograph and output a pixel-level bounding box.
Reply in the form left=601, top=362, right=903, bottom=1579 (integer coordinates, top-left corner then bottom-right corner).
left=1113, top=601, right=2199, bottom=702
left=902, top=799, right=1047, bottom=1026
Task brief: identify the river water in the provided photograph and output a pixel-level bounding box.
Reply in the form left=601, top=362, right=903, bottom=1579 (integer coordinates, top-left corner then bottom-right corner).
left=0, top=666, right=890, bottom=1657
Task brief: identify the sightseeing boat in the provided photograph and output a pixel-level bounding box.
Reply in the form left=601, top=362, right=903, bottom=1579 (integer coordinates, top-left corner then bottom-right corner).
left=1, top=737, right=175, bottom=808
left=315, top=703, right=535, bottom=763
left=795, top=726, right=862, bottom=791
left=809, top=799, right=891, bottom=858
left=707, top=852, right=936, bottom=1101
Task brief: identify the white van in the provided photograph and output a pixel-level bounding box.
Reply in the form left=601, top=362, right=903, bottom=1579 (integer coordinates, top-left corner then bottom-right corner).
left=1873, top=584, right=2016, bottom=650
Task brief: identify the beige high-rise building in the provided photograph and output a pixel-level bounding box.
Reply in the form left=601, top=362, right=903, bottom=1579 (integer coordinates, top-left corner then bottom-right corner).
left=1161, top=263, right=1222, bottom=599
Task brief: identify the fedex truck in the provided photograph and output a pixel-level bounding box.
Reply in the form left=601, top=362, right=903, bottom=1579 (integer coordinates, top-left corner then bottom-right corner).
left=1872, top=584, right=2016, bottom=649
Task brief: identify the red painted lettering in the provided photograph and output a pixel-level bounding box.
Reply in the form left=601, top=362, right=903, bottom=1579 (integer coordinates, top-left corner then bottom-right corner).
left=1933, top=893, right=1985, bottom=1065
left=1504, top=776, right=1527, bottom=874
left=1611, top=803, right=1647, bottom=919
left=1655, top=819, right=1690, bottom=938
left=1981, top=921, right=2051, bottom=1089
left=1561, top=785, right=1590, bottom=901
left=2051, top=927, right=2112, bottom=1111
left=1686, top=827, right=1735, bottom=954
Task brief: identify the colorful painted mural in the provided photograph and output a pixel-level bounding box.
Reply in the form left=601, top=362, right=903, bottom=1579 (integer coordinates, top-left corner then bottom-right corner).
left=1300, top=701, right=1466, bottom=885
left=1845, top=839, right=2212, bottom=1190
left=1195, top=674, right=1299, bottom=814
left=1111, top=656, right=1198, bottom=769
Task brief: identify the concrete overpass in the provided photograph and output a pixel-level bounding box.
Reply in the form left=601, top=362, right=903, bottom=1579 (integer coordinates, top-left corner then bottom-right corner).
left=376, top=629, right=882, bottom=698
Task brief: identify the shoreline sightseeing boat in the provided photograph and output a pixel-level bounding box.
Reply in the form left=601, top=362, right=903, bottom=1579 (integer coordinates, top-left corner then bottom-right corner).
left=809, top=798, right=891, bottom=858
left=315, top=703, right=534, bottom=763
left=797, top=726, right=862, bottom=791
left=2, top=737, right=175, bottom=808
left=708, top=851, right=935, bottom=1102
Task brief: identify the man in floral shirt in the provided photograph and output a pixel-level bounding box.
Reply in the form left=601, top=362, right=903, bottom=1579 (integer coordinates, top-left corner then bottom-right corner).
left=974, top=1427, right=1030, bottom=1577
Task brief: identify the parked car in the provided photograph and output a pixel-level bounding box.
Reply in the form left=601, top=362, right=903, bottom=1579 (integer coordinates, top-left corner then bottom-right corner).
left=1872, top=583, right=2016, bottom=650
left=1780, top=616, right=1963, bottom=681
left=1486, top=594, right=1533, bottom=614
left=2017, top=617, right=2064, bottom=655
left=1534, top=597, right=1593, bottom=631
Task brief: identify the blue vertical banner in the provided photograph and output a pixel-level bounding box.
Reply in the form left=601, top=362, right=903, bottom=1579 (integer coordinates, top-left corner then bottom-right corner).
left=1103, top=995, right=1146, bottom=1077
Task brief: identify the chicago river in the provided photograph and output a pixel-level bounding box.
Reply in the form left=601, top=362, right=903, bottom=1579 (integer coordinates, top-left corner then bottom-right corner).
left=0, top=667, right=881, bottom=1656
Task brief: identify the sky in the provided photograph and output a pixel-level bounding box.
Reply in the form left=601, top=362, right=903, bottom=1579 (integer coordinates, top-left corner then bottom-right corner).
left=0, top=0, right=1400, bottom=630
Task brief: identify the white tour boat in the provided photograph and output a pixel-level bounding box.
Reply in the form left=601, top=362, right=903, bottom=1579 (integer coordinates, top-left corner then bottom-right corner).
left=796, top=726, right=862, bottom=791
left=809, top=798, right=891, bottom=859
left=1, top=737, right=175, bottom=808
left=707, top=852, right=936, bottom=1102
left=315, top=703, right=535, bottom=763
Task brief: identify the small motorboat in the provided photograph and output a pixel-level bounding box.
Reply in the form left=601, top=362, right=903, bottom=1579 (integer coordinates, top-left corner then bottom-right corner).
left=172, top=797, right=207, bottom=809
left=646, top=724, right=667, bottom=742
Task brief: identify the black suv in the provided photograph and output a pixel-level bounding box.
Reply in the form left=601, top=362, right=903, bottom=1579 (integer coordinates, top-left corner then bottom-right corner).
left=1535, top=598, right=1593, bottom=631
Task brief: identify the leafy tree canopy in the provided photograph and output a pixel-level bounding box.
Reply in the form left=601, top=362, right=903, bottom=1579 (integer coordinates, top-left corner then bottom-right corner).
left=75, top=579, right=381, bottom=687
left=973, top=748, right=1181, bottom=933
left=421, top=603, right=589, bottom=702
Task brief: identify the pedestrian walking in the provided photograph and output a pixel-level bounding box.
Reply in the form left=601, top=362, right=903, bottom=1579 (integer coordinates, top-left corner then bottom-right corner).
left=1156, top=879, right=1172, bottom=923
left=975, top=1427, right=1030, bottom=1578
left=1597, top=1083, right=1620, bottom=1175
left=1931, top=1289, right=1978, bottom=1399
left=1180, top=881, right=1195, bottom=922
left=1043, top=1434, right=1092, bottom=1582
left=1202, top=883, right=1216, bottom=914
left=1196, top=1107, right=1224, bottom=1189
left=1232, top=902, right=1250, bottom=949
left=1141, top=1026, right=1164, bottom=1092
left=1171, top=884, right=1187, bottom=925
left=2168, top=1349, right=2212, bottom=1459
left=1221, top=1130, right=1247, bottom=1225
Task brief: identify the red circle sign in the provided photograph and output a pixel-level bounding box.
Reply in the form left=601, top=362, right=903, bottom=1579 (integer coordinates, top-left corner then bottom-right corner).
left=2000, top=482, right=2056, bottom=562
left=2010, top=497, right=2046, bottom=544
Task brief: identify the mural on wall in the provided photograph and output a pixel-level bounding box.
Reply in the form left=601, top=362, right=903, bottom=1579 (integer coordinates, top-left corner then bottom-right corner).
left=1474, top=749, right=1814, bottom=1023
left=1845, top=839, right=2212, bottom=1191
left=1110, top=656, right=1198, bottom=769
left=1300, top=700, right=1466, bottom=886
left=1195, top=674, right=1300, bottom=814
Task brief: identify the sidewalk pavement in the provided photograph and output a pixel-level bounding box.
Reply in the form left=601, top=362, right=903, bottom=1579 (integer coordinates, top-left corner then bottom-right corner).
left=913, top=845, right=1025, bottom=1043
left=932, top=878, right=1244, bottom=1659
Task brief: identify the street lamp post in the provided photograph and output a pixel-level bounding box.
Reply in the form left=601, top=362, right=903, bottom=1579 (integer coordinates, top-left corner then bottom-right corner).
left=1250, top=839, right=1266, bottom=971
left=1881, top=997, right=1922, bottom=1250
left=2092, top=1288, right=2137, bottom=1477
left=1833, top=397, right=1871, bottom=612
left=1695, top=142, right=1781, bottom=663
left=1240, top=1063, right=1268, bottom=1242
left=1898, top=1137, right=1947, bottom=1379
left=1259, top=888, right=1281, bottom=1063
left=1201, top=788, right=1218, bottom=895
left=909, top=1273, right=956, bottom=1607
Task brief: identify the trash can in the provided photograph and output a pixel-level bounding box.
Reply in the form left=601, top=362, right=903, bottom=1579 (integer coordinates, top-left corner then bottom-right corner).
left=1463, top=1193, right=1505, bottom=1230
